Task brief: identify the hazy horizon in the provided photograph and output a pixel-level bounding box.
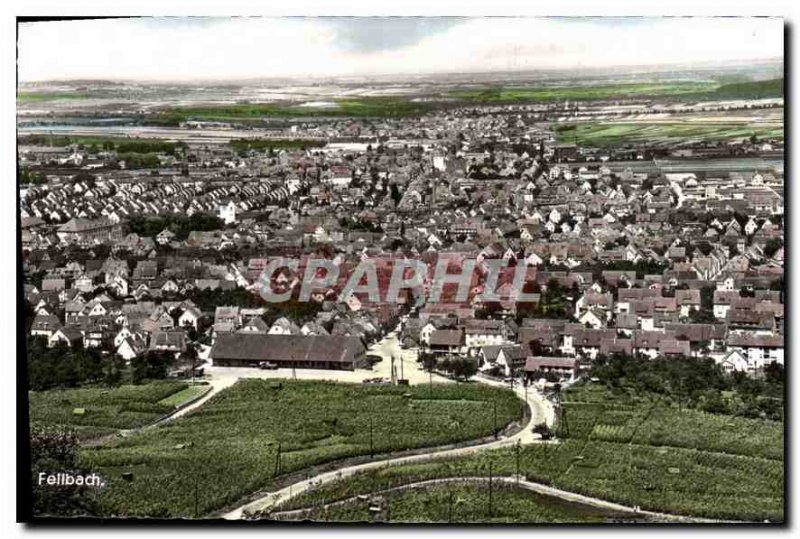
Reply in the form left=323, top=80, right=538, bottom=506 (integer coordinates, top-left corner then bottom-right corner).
left=18, top=17, right=784, bottom=83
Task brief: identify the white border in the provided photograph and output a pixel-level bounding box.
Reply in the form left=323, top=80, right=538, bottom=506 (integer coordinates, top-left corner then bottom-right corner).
left=2, top=2, right=796, bottom=538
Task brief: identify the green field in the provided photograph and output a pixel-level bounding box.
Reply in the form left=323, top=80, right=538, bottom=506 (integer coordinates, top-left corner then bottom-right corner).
left=450, top=82, right=716, bottom=103
left=554, top=122, right=784, bottom=147
left=277, top=482, right=649, bottom=523
left=148, top=97, right=434, bottom=124
left=17, top=91, right=93, bottom=103
left=689, top=78, right=784, bottom=101
left=277, top=383, right=784, bottom=522
left=157, top=385, right=210, bottom=408
left=18, top=135, right=181, bottom=154
left=450, top=79, right=783, bottom=104
left=29, top=382, right=190, bottom=440
left=80, top=379, right=522, bottom=517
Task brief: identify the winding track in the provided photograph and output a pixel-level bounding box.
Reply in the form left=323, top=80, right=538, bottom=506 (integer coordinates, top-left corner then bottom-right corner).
left=269, top=476, right=733, bottom=523
left=220, top=375, right=555, bottom=519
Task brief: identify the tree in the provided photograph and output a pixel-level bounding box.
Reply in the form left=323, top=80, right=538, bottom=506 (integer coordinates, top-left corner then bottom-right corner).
left=104, top=355, right=125, bottom=386
left=27, top=338, right=105, bottom=391
left=389, top=183, right=402, bottom=206
left=131, top=351, right=175, bottom=384
left=532, top=422, right=553, bottom=440
left=448, top=357, right=479, bottom=382
left=763, top=361, right=784, bottom=384
left=763, top=238, right=783, bottom=259
left=419, top=351, right=438, bottom=372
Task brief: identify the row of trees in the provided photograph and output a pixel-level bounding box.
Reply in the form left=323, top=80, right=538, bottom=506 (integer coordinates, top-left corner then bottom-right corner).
left=127, top=213, right=225, bottom=241
left=27, top=338, right=110, bottom=391
left=27, top=336, right=180, bottom=390
left=418, top=351, right=479, bottom=382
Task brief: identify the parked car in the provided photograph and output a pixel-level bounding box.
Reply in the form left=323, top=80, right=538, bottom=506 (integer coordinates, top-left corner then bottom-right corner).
left=257, top=361, right=279, bottom=370
left=362, top=377, right=390, bottom=385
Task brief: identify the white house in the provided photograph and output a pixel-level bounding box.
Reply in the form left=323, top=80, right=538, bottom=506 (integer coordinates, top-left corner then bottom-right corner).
left=218, top=200, right=237, bottom=224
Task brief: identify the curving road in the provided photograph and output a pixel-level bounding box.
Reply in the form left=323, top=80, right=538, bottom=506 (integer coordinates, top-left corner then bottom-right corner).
left=270, top=476, right=733, bottom=524
left=220, top=369, right=555, bottom=519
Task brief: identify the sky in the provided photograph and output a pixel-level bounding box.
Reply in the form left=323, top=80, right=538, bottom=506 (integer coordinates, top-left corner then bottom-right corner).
left=17, top=17, right=784, bottom=82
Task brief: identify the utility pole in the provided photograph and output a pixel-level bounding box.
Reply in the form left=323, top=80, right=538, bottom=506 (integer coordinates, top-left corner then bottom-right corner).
left=488, top=461, right=494, bottom=518
left=493, top=400, right=498, bottom=439
left=524, top=379, right=528, bottom=405
left=448, top=488, right=454, bottom=523
left=194, top=474, right=199, bottom=518
left=400, top=353, right=404, bottom=380
left=275, top=441, right=282, bottom=476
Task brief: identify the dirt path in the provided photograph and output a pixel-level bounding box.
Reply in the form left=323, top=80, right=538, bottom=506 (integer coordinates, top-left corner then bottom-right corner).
left=270, top=476, right=736, bottom=523
left=220, top=378, right=554, bottom=519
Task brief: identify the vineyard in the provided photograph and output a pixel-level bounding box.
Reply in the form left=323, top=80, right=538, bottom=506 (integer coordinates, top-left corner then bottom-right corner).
left=560, top=384, right=783, bottom=460
left=276, top=482, right=648, bottom=523
left=80, top=379, right=522, bottom=517
left=274, top=382, right=784, bottom=522
left=29, top=381, right=190, bottom=440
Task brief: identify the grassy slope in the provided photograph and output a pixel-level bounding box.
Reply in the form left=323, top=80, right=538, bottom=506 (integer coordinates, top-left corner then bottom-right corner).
left=80, top=379, right=522, bottom=517
left=29, top=381, right=189, bottom=440
left=279, top=383, right=783, bottom=522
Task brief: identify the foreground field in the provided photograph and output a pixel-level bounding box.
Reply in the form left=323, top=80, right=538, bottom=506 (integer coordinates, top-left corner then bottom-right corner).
left=80, top=379, right=522, bottom=517
left=29, top=381, right=192, bottom=440
left=276, top=383, right=783, bottom=522
left=277, top=482, right=650, bottom=523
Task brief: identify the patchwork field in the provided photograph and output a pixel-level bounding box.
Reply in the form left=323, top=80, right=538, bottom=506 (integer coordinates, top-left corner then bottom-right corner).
left=79, top=379, right=522, bottom=517
left=554, top=121, right=784, bottom=147
left=275, top=383, right=783, bottom=522
left=29, top=382, right=193, bottom=440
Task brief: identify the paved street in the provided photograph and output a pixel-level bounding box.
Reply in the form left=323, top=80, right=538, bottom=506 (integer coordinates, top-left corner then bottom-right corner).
left=204, top=330, right=453, bottom=387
